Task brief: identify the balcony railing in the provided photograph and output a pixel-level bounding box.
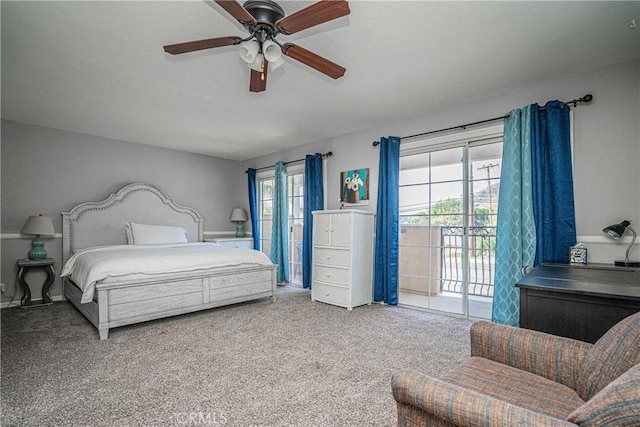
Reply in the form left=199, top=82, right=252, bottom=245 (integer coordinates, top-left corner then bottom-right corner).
left=440, top=226, right=496, bottom=297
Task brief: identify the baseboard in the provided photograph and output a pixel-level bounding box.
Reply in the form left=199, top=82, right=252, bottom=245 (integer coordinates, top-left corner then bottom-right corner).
left=1, top=295, right=65, bottom=309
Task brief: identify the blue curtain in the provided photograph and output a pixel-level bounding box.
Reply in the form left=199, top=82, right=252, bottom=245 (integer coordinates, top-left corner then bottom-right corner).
left=492, top=107, right=536, bottom=326
left=247, top=168, right=260, bottom=250
left=270, top=161, right=289, bottom=283
left=531, top=100, right=576, bottom=264
left=373, top=136, right=400, bottom=305
left=303, top=154, right=324, bottom=289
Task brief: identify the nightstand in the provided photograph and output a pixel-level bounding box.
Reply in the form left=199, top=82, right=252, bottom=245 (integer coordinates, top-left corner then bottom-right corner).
left=206, top=237, right=254, bottom=249
left=16, top=258, right=55, bottom=307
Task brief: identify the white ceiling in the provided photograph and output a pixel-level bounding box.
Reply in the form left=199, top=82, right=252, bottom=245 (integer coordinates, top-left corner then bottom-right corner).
left=2, top=1, right=639, bottom=161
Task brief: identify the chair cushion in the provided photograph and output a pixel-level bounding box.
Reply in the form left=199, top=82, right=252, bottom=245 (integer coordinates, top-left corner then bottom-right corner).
left=442, top=357, right=584, bottom=419
left=568, top=363, right=640, bottom=426
left=577, top=311, right=640, bottom=401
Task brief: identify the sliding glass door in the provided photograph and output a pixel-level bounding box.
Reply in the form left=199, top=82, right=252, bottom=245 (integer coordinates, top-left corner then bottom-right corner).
left=398, top=131, right=502, bottom=319
left=257, top=166, right=305, bottom=285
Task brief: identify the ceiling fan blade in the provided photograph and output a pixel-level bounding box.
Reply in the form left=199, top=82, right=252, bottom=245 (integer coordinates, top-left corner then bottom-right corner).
left=214, top=0, right=256, bottom=26
left=276, top=0, right=350, bottom=35
left=249, top=60, right=268, bottom=92
left=282, top=43, right=345, bottom=79
left=163, top=36, right=242, bottom=55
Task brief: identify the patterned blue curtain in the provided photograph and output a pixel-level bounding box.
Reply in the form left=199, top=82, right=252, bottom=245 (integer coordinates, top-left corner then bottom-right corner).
left=531, top=101, right=576, bottom=264
left=303, top=154, right=324, bottom=289
left=373, top=136, right=400, bottom=305
left=492, top=107, right=536, bottom=326
left=270, top=161, right=289, bottom=283
left=247, top=168, right=260, bottom=250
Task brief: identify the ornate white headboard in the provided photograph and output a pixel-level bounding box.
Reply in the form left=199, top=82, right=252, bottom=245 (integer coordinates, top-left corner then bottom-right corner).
left=62, top=183, right=204, bottom=263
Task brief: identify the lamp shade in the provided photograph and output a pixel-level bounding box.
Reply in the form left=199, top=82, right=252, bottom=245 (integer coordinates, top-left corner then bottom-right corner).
left=21, top=215, right=55, bottom=236
left=239, top=41, right=260, bottom=64
left=230, top=208, right=248, bottom=223
left=262, top=40, right=282, bottom=62
left=249, top=53, right=265, bottom=72
left=602, top=220, right=631, bottom=239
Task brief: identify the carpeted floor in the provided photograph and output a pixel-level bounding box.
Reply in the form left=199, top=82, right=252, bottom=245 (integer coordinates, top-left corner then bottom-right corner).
left=1, top=285, right=472, bottom=426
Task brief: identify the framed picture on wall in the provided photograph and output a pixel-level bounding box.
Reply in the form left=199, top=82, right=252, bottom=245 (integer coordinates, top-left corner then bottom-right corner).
left=340, top=168, right=370, bottom=206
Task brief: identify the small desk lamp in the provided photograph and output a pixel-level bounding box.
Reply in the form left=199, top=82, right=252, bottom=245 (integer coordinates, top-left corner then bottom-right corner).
left=21, top=214, right=55, bottom=260
left=230, top=208, right=248, bottom=238
left=602, top=220, right=640, bottom=267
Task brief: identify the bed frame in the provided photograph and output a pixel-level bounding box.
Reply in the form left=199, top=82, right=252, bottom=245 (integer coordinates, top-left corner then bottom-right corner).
left=62, top=183, right=276, bottom=340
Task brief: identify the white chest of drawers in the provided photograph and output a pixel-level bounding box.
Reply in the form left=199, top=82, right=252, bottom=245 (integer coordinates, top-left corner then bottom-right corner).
left=311, top=209, right=375, bottom=310
left=206, top=237, right=254, bottom=249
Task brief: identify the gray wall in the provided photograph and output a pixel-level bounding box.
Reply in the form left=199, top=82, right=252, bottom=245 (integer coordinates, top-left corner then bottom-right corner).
left=244, top=59, right=640, bottom=264
left=2, top=59, right=638, bottom=304
left=1, top=121, right=246, bottom=301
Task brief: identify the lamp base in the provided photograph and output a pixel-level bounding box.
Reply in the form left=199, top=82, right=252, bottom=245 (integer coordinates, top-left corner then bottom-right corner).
left=28, top=236, right=47, bottom=260
left=235, top=223, right=246, bottom=238
left=614, top=260, right=640, bottom=267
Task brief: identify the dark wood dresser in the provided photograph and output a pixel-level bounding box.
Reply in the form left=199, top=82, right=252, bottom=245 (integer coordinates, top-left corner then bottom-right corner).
left=516, top=263, right=640, bottom=343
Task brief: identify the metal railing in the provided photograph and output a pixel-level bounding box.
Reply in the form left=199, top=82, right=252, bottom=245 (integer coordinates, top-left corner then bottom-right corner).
left=440, top=226, right=496, bottom=297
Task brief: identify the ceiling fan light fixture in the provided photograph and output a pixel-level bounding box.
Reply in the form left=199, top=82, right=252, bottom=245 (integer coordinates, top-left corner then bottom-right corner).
left=249, top=53, right=265, bottom=72
left=239, top=40, right=260, bottom=64
left=263, top=40, right=282, bottom=62
left=269, top=56, right=286, bottom=71
left=263, top=40, right=285, bottom=70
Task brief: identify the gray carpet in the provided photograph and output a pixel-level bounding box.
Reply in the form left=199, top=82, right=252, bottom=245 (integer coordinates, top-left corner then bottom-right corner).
left=1, top=285, right=472, bottom=426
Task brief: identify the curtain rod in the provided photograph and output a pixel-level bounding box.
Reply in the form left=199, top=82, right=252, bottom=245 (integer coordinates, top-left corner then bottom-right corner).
left=372, top=94, right=593, bottom=147
left=245, top=151, right=333, bottom=173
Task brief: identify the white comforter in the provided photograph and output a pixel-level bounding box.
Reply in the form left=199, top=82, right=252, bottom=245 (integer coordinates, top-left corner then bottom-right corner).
left=61, top=243, right=272, bottom=304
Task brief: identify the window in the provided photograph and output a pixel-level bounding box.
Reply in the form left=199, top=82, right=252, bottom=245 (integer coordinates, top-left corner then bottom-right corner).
left=398, top=125, right=503, bottom=319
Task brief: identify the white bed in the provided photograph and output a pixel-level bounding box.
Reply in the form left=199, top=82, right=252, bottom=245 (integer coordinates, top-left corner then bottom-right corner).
left=62, top=183, right=277, bottom=340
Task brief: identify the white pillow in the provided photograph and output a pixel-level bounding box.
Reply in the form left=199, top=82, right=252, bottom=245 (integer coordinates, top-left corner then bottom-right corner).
left=125, top=222, right=188, bottom=245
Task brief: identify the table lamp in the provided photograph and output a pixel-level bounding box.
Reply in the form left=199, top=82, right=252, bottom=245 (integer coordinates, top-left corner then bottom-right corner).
left=602, top=220, right=640, bottom=267
left=21, top=214, right=55, bottom=260
left=230, top=208, right=248, bottom=238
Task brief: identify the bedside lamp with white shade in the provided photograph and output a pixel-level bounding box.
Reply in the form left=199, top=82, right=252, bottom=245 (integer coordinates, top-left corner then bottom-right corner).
left=230, top=208, right=248, bottom=238
left=21, top=214, right=55, bottom=260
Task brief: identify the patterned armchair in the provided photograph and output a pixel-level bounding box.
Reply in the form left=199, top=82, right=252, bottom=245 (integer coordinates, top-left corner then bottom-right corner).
left=392, top=311, right=640, bottom=426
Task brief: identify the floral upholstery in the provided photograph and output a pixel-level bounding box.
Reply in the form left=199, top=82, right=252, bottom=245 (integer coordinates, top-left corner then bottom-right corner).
left=392, top=311, right=640, bottom=426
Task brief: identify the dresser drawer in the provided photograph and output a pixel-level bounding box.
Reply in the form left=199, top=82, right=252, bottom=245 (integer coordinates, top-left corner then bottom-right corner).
left=313, top=248, right=350, bottom=267
left=312, top=282, right=349, bottom=307
left=313, top=264, right=350, bottom=286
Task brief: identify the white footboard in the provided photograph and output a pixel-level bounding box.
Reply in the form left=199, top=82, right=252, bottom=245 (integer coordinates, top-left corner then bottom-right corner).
left=65, top=265, right=277, bottom=340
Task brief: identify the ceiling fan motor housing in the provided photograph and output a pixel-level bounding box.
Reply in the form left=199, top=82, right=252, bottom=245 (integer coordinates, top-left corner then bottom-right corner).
left=242, top=0, right=285, bottom=31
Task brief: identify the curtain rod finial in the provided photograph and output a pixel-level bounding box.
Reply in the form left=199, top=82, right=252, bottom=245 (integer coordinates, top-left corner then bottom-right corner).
left=372, top=141, right=380, bottom=147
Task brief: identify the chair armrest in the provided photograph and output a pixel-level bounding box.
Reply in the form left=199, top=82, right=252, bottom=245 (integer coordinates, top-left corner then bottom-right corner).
left=392, top=369, right=575, bottom=427
left=471, top=321, right=592, bottom=390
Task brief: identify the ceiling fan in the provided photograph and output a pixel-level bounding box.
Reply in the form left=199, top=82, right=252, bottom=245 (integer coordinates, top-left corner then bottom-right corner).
left=163, top=0, right=350, bottom=92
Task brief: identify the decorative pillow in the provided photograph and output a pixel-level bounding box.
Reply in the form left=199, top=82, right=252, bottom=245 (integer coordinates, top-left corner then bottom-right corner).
left=576, top=311, right=640, bottom=400
left=125, top=222, right=188, bottom=245
left=567, top=363, right=640, bottom=426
